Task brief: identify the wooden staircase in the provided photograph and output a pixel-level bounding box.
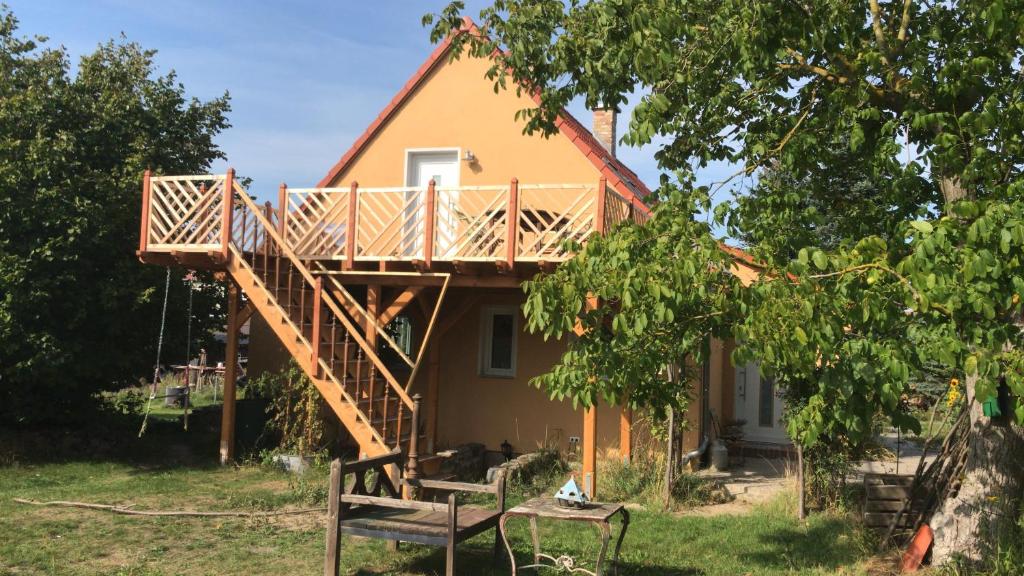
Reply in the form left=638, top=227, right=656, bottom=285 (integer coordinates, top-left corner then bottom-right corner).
left=141, top=172, right=418, bottom=458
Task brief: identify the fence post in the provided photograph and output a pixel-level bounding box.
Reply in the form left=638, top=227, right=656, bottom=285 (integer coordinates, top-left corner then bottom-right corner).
left=278, top=182, right=288, bottom=238
left=423, top=180, right=436, bottom=268
left=595, top=177, right=608, bottom=235
left=138, top=169, right=152, bottom=254
left=505, top=177, right=519, bottom=269
left=344, top=181, right=358, bottom=270
left=222, top=168, right=235, bottom=261
left=311, top=277, right=323, bottom=374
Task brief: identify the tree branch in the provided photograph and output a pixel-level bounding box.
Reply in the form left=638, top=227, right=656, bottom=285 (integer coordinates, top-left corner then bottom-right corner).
left=897, top=0, right=914, bottom=44
left=868, top=0, right=893, bottom=65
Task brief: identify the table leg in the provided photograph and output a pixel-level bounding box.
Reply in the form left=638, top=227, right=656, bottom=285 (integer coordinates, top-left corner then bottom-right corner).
left=499, top=514, right=517, bottom=575
left=612, top=509, right=630, bottom=575
left=594, top=521, right=612, bottom=576
left=529, top=516, right=540, bottom=564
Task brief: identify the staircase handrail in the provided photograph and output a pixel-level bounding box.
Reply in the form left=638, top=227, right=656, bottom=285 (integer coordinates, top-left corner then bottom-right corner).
left=229, top=180, right=416, bottom=411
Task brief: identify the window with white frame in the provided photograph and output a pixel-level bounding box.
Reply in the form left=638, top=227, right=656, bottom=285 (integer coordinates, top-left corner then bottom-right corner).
left=479, top=306, right=518, bottom=378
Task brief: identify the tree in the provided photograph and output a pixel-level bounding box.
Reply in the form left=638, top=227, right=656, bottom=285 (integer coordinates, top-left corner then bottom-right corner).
left=0, top=8, right=230, bottom=425
left=429, top=0, right=1024, bottom=563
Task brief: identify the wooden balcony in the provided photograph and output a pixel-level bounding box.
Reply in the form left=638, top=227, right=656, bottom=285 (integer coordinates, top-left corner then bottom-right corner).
left=138, top=171, right=649, bottom=281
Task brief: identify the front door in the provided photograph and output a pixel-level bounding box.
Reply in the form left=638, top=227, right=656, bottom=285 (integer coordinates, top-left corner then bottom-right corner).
left=406, top=150, right=460, bottom=257
left=735, top=361, right=787, bottom=443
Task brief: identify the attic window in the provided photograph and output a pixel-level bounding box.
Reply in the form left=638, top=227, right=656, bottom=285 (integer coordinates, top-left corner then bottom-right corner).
left=480, top=306, right=517, bottom=378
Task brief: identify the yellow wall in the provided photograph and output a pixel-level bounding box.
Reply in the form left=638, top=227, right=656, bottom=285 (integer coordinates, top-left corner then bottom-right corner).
left=433, top=290, right=624, bottom=455
left=324, top=50, right=602, bottom=189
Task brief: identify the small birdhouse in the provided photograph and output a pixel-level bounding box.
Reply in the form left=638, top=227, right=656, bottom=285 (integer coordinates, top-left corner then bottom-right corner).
left=555, top=476, right=590, bottom=509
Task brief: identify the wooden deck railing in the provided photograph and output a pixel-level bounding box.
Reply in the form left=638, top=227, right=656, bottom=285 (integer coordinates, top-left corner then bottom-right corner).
left=277, top=179, right=645, bottom=264
left=140, top=172, right=648, bottom=264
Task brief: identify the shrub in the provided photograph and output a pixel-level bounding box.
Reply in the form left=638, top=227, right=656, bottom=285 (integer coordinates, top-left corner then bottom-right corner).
left=247, top=361, right=327, bottom=455
left=599, top=453, right=733, bottom=510
left=507, top=449, right=570, bottom=499
left=99, top=387, right=147, bottom=415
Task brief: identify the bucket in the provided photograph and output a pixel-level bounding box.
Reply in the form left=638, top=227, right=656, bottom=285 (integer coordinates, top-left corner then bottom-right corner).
left=163, top=386, right=188, bottom=407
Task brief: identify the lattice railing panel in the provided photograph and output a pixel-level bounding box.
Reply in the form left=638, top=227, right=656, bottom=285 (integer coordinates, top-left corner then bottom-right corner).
left=355, top=187, right=426, bottom=260
left=517, top=184, right=597, bottom=260
left=286, top=188, right=349, bottom=260
left=433, top=185, right=509, bottom=260
left=147, top=176, right=225, bottom=249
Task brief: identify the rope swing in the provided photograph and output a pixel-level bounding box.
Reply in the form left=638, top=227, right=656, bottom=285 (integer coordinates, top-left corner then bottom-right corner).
left=138, top=268, right=196, bottom=437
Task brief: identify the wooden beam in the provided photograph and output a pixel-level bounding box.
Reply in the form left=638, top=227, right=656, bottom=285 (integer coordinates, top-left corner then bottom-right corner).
left=221, top=168, right=235, bottom=261
left=344, top=181, right=358, bottom=270
left=237, top=301, right=256, bottom=328
left=505, top=177, right=519, bottom=269
left=365, top=284, right=381, bottom=347
left=405, top=274, right=450, bottom=391
left=426, top=343, right=441, bottom=455
left=220, top=281, right=240, bottom=465
left=378, top=286, right=424, bottom=326
left=278, top=182, right=288, bottom=237
left=423, top=179, right=436, bottom=269
left=312, top=271, right=526, bottom=289
left=583, top=405, right=597, bottom=498
left=311, top=278, right=323, bottom=373
left=139, top=169, right=151, bottom=254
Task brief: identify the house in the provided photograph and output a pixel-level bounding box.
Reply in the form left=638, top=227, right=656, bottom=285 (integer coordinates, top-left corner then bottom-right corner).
left=136, top=22, right=784, bottom=495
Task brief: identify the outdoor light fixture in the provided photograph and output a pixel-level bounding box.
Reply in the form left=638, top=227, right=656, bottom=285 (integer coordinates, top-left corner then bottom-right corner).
left=501, top=439, right=513, bottom=462
left=462, top=149, right=476, bottom=163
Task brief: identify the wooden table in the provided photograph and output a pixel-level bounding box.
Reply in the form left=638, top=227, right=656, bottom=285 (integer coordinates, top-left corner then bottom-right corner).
left=499, top=497, right=629, bottom=576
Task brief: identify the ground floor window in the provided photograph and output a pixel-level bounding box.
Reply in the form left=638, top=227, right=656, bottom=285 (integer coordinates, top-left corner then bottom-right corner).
left=479, top=305, right=517, bottom=378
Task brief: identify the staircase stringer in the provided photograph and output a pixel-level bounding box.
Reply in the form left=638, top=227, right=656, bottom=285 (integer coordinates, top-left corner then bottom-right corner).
left=224, top=248, right=391, bottom=457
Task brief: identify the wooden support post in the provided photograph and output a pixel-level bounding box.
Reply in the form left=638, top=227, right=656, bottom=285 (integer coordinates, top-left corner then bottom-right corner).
left=311, top=278, right=323, bottom=373
left=595, top=177, right=608, bottom=235
left=139, top=169, right=152, bottom=254
left=344, top=181, right=358, bottom=270
left=505, top=177, right=519, bottom=269
left=220, top=281, right=240, bottom=465
left=423, top=179, right=437, bottom=269
left=366, top=284, right=381, bottom=346
left=278, top=182, right=288, bottom=237
left=583, top=404, right=598, bottom=498
left=426, top=344, right=441, bottom=454
left=222, top=168, right=235, bottom=261
left=406, top=394, right=422, bottom=490
left=620, top=404, right=633, bottom=462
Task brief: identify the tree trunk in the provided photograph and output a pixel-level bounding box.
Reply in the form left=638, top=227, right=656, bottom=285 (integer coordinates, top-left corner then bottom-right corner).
left=929, top=176, right=1024, bottom=564
left=929, top=376, right=1024, bottom=564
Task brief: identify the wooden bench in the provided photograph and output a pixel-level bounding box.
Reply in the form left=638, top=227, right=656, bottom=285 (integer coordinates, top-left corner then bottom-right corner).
left=323, top=450, right=507, bottom=576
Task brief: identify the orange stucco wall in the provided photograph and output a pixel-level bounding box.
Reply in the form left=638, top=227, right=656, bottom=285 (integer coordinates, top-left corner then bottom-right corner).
left=432, top=290, right=623, bottom=456
left=323, top=50, right=602, bottom=189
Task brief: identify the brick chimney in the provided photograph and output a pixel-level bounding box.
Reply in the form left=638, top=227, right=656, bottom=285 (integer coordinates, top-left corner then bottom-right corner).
left=592, top=107, right=617, bottom=157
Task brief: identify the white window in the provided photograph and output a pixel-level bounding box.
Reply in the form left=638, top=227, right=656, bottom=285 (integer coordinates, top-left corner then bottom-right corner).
left=480, top=306, right=518, bottom=378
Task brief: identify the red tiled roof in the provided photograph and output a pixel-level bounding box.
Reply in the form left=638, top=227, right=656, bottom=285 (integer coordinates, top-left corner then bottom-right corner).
left=316, top=19, right=652, bottom=213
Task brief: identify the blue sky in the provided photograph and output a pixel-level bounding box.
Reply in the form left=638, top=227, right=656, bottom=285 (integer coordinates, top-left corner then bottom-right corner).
left=10, top=0, right=736, bottom=203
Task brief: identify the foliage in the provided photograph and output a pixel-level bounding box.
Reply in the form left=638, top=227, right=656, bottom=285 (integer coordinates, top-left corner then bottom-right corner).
left=248, top=361, right=327, bottom=455
left=0, top=7, right=230, bottom=425
left=427, top=0, right=1024, bottom=448
left=600, top=454, right=732, bottom=509
left=505, top=449, right=570, bottom=499
left=98, top=386, right=147, bottom=416
left=520, top=191, right=742, bottom=412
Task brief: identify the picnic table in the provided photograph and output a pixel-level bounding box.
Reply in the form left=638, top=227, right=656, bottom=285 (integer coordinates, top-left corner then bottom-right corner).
left=499, top=496, right=630, bottom=576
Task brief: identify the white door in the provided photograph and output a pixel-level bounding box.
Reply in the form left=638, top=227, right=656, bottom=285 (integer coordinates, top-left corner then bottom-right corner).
left=406, top=150, right=460, bottom=258
left=735, top=361, right=787, bottom=443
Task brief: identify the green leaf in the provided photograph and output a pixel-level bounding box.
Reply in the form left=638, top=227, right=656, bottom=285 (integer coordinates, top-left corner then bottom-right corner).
left=811, top=250, right=828, bottom=270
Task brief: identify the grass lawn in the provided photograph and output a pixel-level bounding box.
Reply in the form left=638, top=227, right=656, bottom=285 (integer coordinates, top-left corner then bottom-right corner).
left=0, top=453, right=886, bottom=575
